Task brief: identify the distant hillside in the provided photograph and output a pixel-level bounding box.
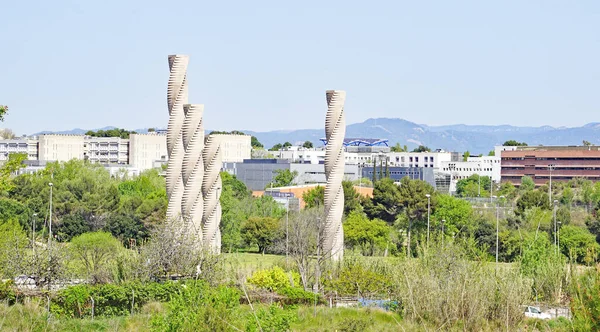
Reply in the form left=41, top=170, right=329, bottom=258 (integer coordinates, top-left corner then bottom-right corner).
left=32, top=118, right=600, bottom=154
left=246, top=118, right=600, bottom=154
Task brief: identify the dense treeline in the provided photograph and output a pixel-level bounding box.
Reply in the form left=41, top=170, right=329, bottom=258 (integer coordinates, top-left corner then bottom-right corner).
left=4, top=158, right=600, bottom=329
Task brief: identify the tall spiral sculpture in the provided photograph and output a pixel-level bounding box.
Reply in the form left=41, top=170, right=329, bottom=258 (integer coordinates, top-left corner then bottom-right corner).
left=202, top=135, right=223, bottom=252
left=324, top=90, right=346, bottom=261
left=166, top=55, right=189, bottom=220
left=181, top=104, right=204, bottom=241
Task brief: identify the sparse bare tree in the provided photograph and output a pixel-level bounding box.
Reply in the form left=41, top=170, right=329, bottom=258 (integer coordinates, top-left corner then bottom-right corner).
left=277, top=207, right=330, bottom=291
left=139, top=217, right=223, bottom=284
left=0, top=128, right=16, bottom=139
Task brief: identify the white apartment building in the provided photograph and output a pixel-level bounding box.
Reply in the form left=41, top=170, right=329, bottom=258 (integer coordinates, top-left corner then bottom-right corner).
left=0, top=139, right=38, bottom=161
left=386, top=151, right=453, bottom=169
left=129, top=133, right=168, bottom=171
left=209, top=134, right=252, bottom=163
left=84, top=137, right=129, bottom=164
left=38, top=135, right=85, bottom=162
left=277, top=147, right=384, bottom=165
left=439, top=154, right=501, bottom=193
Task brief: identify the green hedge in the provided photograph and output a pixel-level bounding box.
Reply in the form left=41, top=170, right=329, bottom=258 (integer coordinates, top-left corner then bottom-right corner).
left=52, top=281, right=184, bottom=318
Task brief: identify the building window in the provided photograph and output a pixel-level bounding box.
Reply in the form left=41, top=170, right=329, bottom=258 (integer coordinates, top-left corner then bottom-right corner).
left=424, top=156, right=428, bottom=162
left=415, top=157, right=419, bottom=162
left=431, top=157, right=434, bottom=162
left=409, top=157, right=413, bottom=162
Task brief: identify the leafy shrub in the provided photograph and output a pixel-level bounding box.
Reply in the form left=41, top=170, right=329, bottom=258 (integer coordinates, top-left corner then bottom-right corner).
left=519, top=234, right=566, bottom=302
left=52, top=281, right=184, bottom=318
left=151, top=280, right=241, bottom=332
left=0, top=280, right=17, bottom=304
left=277, top=287, right=321, bottom=305
left=247, top=266, right=300, bottom=292
left=246, top=304, right=297, bottom=332
left=571, top=267, right=600, bottom=331
left=328, top=257, right=395, bottom=297
left=338, top=315, right=373, bottom=332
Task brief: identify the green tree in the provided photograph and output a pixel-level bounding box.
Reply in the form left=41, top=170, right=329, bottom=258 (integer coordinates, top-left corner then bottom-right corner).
left=365, top=177, right=401, bottom=223
left=269, top=143, right=283, bottom=151
left=343, top=211, right=391, bottom=256
left=396, top=177, right=435, bottom=257
left=302, top=141, right=313, bottom=149
left=561, top=186, right=574, bottom=206
left=70, top=232, right=124, bottom=283
left=251, top=136, right=263, bottom=149
left=498, top=181, right=517, bottom=200
left=520, top=176, right=535, bottom=191
left=503, top=140, right=528, bottom=146
left=390, top=143, right=405, bottom=152
left=455, top=175, right=491, bottom=197
left=432, top=195, right=474, bottom=237
left=488, top=150, right=495, bottom=156
left=342, top=180, right=361, bottom=215
left=241, top=217, right=281, bottom=254
left=0, top=152, right=27, bottom=193
left=583, top=140, right=592, bottom=146
left=0, top=219, right=28, bottom=279
left=302, top=186, right=324, bottom=208
left=515, top=190, right=550, bottom=216
left=519, top=233, right=565, bottom=302
left=0, top=105, right=8, bottom=122
left=282, top=142, right=292, bottom=148
left=412, top=145, right=431, bottom=152
left=560, top=226, right=599, bottom=265
left=85, top=128, right=136, bottom=139
left=463, top=151, right=470, bottom=161
left=268, top=169, right=298, bottom=188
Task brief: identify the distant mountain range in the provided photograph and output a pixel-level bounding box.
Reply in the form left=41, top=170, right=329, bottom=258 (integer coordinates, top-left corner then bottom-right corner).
left=33, top=118, right=600, bottom=155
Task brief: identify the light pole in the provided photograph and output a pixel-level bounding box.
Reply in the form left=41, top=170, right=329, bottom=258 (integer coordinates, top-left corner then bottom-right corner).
left=553, top=199, right=558, bottom=253
left=286, top=196, right=289, bottom=267
left=32, top=213, right=37, bottom=257
left=494, top=195, right=505, bottom=265
left=441, top=219, right=446, bottom=248
left=548, top=164, right=555, bottom=205
left=426, top=194, right=431, bottom=248
left=490, top=178, right=494, bottom=203
left=48, top=182, right=53, bottom=246
left=558, top=221, right=562, bottom=256
left=478, top=165, right=481, bottom=197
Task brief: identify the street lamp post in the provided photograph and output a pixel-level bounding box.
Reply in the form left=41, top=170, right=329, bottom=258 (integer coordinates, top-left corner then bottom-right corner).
left=558, top=221, right=562, bottom=255
left=32, top=213, right=37, bottom=257
left=48, top=182, right=53, bottom=246
left=286, top=196, right=289, bottom=267
left=494, top=195, right=505, bottom=265
left=549, top=164, right=555, bottom=205
left=441, top=219, right=446, bottom=248
left=426, top=194, right=431, bottom=248
left=478, top=169, right=481, bottom=197
left=553, top=199, right=558, bottom=253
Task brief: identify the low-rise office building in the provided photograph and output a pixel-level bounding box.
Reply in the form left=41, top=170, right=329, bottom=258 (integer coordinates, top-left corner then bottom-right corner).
left=501, top=146, right=600, bottom=186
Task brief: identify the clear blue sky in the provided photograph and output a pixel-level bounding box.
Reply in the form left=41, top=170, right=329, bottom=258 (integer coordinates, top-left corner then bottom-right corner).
left=1, top=0, right=598, bottom=135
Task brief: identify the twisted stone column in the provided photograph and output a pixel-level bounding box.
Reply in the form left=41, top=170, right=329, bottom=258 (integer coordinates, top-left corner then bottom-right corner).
left=324, top=90, right=346, bottom=261
left=182, top=104, right=204, bottom=241
left=202, top=135, right=222, bottom=252
left=166, top=55, right=189, bottom=220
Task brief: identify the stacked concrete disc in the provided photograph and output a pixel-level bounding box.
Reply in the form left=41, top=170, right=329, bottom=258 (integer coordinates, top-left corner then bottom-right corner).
left=324, top=90, right=346, bottom=261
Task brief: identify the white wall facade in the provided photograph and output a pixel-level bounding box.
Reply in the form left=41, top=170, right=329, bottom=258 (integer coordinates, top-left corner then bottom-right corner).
left=129, top=133, right=168, bottom=171
left=210, top=134, right=251, bottom=163
left=38, top=135, right=85, bottom=162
